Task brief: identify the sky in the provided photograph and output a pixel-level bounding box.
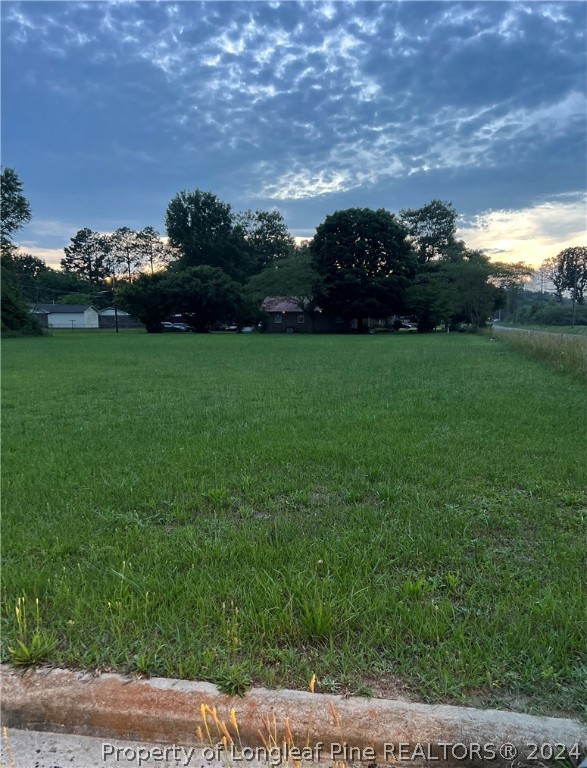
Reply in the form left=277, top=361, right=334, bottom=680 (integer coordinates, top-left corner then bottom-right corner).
left=2, top=0, right=586, bottom=270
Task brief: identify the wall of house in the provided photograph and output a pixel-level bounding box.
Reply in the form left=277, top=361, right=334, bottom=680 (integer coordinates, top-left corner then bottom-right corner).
left=266, top=312, right=353, bottom=333
left=47, top=311, right=99, bottom=328
left=82, top=309, right=99, bottom=328
left=267, top=312, right=309, bottom=332
left=99, top=316, right=144, bottom=329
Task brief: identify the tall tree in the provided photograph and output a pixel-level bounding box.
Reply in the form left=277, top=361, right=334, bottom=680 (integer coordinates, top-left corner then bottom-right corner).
left=311, top=208, right=415, bottom=330
left=246, top=243, right=318, bottom=305
left=117, top=272, right=174, bottom=332
left=489, top=261, right=534, bottom=322
left=399, top=199, right=458, bottom=264
left=136, top=226, right=176, bottom=274
left=61, top=228, right=110, bottom=284
left=540, top=255, right=566, bottom=303
left=408, top=248, right=502, bottom=331
left=165, top=265, right=243, bottom=332
left=235, top=209, right=295, bottom=272
left=1, top=261, right=42, bottom=335
left=1, top=167, right=32, bottom=253
left=0, top=168, right=41, bottom=335
left=165, top=189, right=253, bottom=281
left=557, top=246, right=587, bottom=305
left=110, top=227, right=144, bottom=282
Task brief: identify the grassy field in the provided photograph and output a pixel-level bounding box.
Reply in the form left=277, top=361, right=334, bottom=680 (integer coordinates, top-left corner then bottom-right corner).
left=491, top=326, right=587, bottom=380
left=495, top=323, right=587, bottom=335
left=2, top=331, right=585, bottom=717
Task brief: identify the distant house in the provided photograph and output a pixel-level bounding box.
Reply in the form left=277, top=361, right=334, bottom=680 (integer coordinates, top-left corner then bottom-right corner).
left=98, top=307, right=143, bottom=329
left=30, top=304, right=99, bottom=329
left=262, top=297, right=352, bottom=333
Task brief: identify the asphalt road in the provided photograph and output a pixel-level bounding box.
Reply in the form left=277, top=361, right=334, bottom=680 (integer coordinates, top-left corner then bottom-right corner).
left=1, top=728, right=230, bottom=768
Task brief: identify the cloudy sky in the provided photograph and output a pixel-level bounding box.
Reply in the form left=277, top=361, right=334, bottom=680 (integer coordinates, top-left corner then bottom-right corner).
left=2, top=1, right=586, bottom=269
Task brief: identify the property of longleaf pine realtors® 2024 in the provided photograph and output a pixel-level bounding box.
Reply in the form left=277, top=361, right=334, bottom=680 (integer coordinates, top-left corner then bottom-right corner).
left=101, top=741, right=582, bottom=766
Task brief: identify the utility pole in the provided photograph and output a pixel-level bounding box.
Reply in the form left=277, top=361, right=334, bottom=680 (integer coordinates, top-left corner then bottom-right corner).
left=572, top=260, right=577, bottom=329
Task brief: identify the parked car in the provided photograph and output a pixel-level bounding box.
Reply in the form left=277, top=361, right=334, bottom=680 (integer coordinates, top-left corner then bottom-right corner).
left=161, top=322, right=192, bottom=332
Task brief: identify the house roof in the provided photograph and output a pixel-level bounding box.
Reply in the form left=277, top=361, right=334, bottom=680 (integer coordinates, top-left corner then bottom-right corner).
left=262, top=296, right=306, bottom=313
left=31, top=304, right=97, bottom=314
left=98, top=307, right=130, bottom=316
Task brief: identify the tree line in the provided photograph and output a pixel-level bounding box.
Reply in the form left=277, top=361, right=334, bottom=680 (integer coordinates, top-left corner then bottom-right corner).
left=2, top=166, right=586, bottom=335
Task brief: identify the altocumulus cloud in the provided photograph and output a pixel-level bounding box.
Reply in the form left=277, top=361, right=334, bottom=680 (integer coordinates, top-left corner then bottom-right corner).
left=2, top=1, right=585, bottom=266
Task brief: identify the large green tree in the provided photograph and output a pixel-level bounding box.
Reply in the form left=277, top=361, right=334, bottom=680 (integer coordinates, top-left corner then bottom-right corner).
left=235, top=209, right=295, bottom=272
left=117, top=272, right=174, bottom=332
left=110, top=227, right=144, bottom=282
left=540, top=255, right=566, bottom=304
left=311, top=208, right=415, bottom=330
left=400, top=199, right=459, bottom=264
left=556, top=246, right=587, bottom=304
left=137, top=226, right=176, bottom=274
left=245, top=244, right=317, bottom=303
left=165, top=189, right=293, bottom=282
left=1, top=168, right=42, bottom=335
left=118, top=266, right=244, bottom=333
left=61, top=228, right=110, bottom=284
left=490, top=261, right=535, bottom=322
left=165, top=265, right=243, bottom=332
left=407, top=247, right=502, bottom=331
left=1, top=167, right=32, bottom=253
left=165, top=189, right=249, bottom=280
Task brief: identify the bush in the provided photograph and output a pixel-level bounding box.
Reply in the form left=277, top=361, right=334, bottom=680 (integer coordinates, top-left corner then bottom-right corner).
left=524, top=303, right=587, bottom=326
left=1, top=263, right=43, bottom=336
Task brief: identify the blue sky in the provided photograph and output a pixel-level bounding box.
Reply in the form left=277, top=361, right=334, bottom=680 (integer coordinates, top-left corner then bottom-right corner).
left=2, top=1, right=586, bottom=269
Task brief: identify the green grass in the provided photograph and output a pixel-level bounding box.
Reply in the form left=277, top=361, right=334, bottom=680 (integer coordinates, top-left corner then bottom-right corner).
left=491, top=326, right=587, bottom=380
left=2, top=332, right=586, bottom=717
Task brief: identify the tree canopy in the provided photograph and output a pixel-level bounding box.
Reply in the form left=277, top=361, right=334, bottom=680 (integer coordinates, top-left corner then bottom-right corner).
left=1, top=167, right=32, bottom=253
left=311, top=207, right=416, bottom=328
left=1, top=168, right=42, bottom=335
left=118, top=265, right=243, bottom=332
left=165, top=189, right=247, bottom=279
left=556, top=246, right=587, bottom=305
left=400, top=199, right=458, bottom=264
left=235, top=209, right=295, bottom=273
left=61, top=228, right=111, bottom=284
left=165, top=189, right=294, bottom=282
left=10, top=177, right=578, bottom=334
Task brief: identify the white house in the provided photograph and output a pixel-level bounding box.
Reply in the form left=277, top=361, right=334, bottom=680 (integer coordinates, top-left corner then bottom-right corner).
left=98, top=307, right=143, bottom=329
left=30, top=304, right=100, bottom=329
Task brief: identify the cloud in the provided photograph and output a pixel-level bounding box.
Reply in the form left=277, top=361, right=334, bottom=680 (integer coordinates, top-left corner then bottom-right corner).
left=26, top=219, right=79, bottom=239
left=18, top=245, right=65, bottom=270
left=2, top=1, right=585, bottom=263
left=458, top=193, right=587, bottom=267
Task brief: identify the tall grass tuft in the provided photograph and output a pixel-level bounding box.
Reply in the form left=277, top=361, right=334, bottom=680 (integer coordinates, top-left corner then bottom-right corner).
left=492, top=327, right=587, bottom=380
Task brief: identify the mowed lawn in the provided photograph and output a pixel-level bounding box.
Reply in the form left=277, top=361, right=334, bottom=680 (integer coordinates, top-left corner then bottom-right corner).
left=2, top=331, right=585, bottom=717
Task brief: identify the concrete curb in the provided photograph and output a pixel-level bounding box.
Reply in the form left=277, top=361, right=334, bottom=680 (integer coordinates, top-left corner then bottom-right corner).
left=2, top=667, right=585, bottom=766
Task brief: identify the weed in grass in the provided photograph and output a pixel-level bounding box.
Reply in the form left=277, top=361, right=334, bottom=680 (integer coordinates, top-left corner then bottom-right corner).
left=7, top=596, right=55, bottom=666
left=299, top=600, right=334, bottom=640
left=400, top=575, right=432, bottom=600
left=222, top=600, right=241, bottom=655
left=204, top=487, right=231, bottom=510
left=215, top=663, right=253, bottom=697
